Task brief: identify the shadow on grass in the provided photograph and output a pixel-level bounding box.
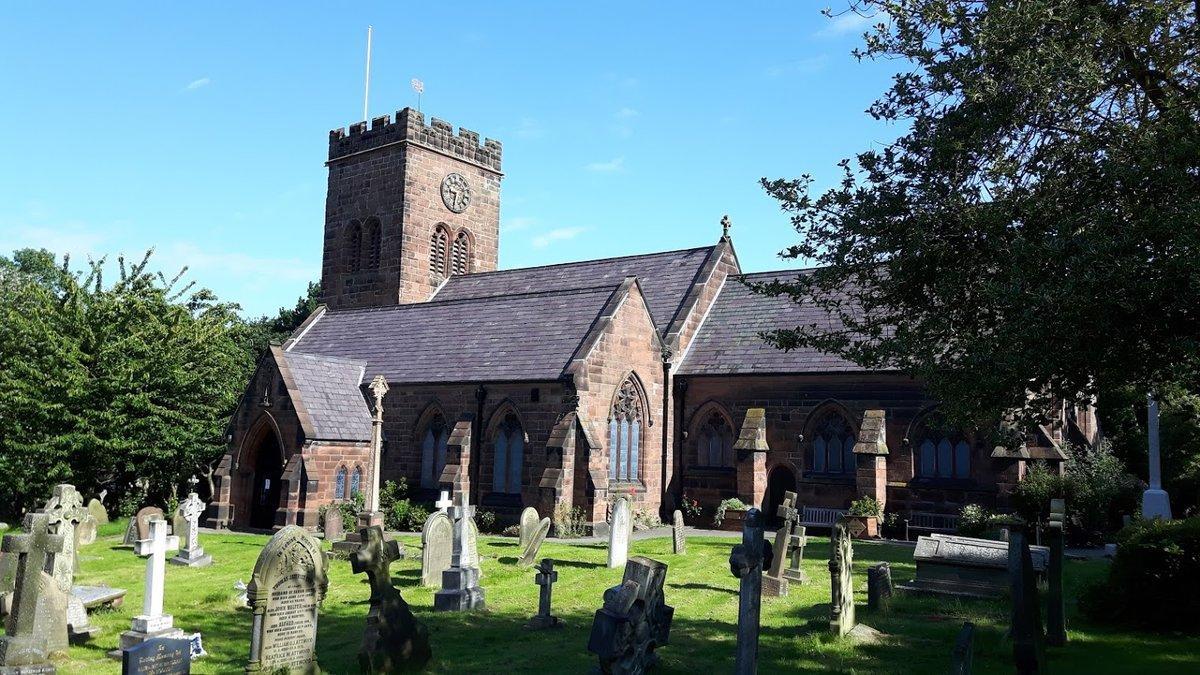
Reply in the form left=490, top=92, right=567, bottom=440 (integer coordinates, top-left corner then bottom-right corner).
left=552, top=560, right=604, bottom=570
left=668, top=582, right=736, bottom=596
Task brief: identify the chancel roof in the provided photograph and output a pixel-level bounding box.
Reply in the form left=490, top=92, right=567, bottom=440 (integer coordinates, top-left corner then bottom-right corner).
left=278, top=350, right=373, bottom=441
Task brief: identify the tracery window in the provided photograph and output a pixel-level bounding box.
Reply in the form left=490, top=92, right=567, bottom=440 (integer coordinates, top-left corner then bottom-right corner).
left=350, top=466, right=363, bottom=497
left=420, top=413, right=450, bottom=489
left=450, top=230, right=471, bottom=275
left=608, top=378, right=644, bottom=482
left=430, top=225, right=449, bottom=278
left=810, top=412, right=856, bottom=475
left=491, top=413, right=524, bottom=494
left=348, top=221, right=363, bottom=272
left=364, top=217, right=381, bottom=269
left=334, top=466, right=347, bottom=500
left=696, top=412, right=733, bottom=467
left=916, top=431, right=971, bottom=480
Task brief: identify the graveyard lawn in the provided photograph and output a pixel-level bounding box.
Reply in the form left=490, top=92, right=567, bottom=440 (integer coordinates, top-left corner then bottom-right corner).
left=32, top=520, right=1200, bottom=673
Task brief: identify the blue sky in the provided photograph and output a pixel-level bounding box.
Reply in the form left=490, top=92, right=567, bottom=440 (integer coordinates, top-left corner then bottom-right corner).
left=0, top=2, right=898, bottom=317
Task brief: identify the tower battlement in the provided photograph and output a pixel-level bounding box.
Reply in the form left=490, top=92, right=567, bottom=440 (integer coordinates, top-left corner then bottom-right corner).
left=328, top=108, right=502, bottom=172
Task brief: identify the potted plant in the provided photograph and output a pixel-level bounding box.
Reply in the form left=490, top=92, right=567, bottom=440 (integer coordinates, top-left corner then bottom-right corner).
left=846, top=496, right=883, bottom=539
left=713, top=498, right=749, bottom=532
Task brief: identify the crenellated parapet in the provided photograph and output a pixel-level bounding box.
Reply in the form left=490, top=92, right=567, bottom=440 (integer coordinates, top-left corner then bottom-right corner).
left=328, top=107, right=502, bottom=172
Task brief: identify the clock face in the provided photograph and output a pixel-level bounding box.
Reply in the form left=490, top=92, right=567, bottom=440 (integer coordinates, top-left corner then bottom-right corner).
left=441, top=173, right=472, bottom=214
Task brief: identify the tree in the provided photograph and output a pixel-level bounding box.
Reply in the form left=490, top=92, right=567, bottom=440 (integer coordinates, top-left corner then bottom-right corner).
left=758, top=1, right=1199, bottom=432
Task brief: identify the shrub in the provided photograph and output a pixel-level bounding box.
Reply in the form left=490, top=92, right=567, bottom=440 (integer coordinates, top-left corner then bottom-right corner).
left=632, top=507, right=662, bottom=531
left=1080, top=516, right=1200, bottom=633
left=957, top=503, right=1006, bottom=538
left=1013, top=442, right=1141, bottom=545
left=553, top=503, right=587, bottom=538
left=680, top=494, right=704, bottom=520
left=384, top=498, right=429, bottom=532
left=476, top=509, right=500, bottom=534
left=848, top=496, right=883, bottom=518
left=713, top=498, right=747, bottom=527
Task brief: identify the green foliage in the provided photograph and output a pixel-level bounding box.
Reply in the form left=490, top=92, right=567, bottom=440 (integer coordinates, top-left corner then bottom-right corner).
left=1081, top=516, right=1200, bottom=633
left=378, top=480, right=430, bottom=532
left=957, top=504, right=1006, bottom=538
left=475, top=509, right=499, bottom=534
left=679, top=493, right=704, bottom=520
left=756, top=1, right=1200, bottom=433
left=552, top=503, right=587, bottom=538
left=713, top=498, right=748, bottom=527
left=1013, top=442, right=1141, bottom=545
left=848, top=496, right=883, bottom=518
left=632, top=507, right=663, bottom=531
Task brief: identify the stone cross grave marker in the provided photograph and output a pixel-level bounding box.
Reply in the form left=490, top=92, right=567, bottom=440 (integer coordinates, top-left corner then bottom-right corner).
left=587, top=556, right=674, bottom=673
left=122, top=636, right=191, bottom=675
left=170, top=481, right=212, bottom=567
left=607, top=497, right=632, bottom=569
left=1008, top=525, right=1045, bottom=674
left=763, top=491, right=797, bottom=597
left=0, top=512, right=67, bottom=671
left=433, top=492, right=485, bottom=612
left=518, top=517, right=552, bottom=569
left=829, top=519, right=856, bottom=637
left=519, top=507, right=540, bottom=551
left=245, top=525, right=329, bottom=674
left=420, top=511, right=452, bottom=588
left=113, top=518, right=185, bottom=656
left=671, top=510, right=686, bottom=555
left=525, top=558, right=562, bottom=630
left=868, top=561, right=893, bottom=611
left=949, top=622, right=975, bottom=675
left=42, top=483, right=100, bottom=644
left=435, top=490, right=453, bottom=513
left=784, top=525, right=808, bottom=583
left=1046, top=498, right=1067, bottom=647
left=729, top=507, right=769, bottom=675
left=351, top=525, right=432, bottom=671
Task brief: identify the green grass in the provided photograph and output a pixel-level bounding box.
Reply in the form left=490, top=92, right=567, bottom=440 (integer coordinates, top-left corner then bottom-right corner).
left=36, top=519, right=1200, bottom=673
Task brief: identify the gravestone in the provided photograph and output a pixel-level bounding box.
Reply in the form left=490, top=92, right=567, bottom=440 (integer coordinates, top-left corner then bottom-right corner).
left=950, top=622, right=975, bottom=675
left=1046, top=499, right=1067, bottom=647
left=135, top=507, right=166, bottom=542
left=351, top=525, right=432, bottom=672
left=525, top=559, right=562, bottom=630
left=464, top=516, right=483, bottom=578
left=435, top=490, right=453, bottom=513
left=0, top=512, right=67, bottom=671
left=1009, top=526, right=1045, bottom=674
left=122, top=636, right=191, bottom=675
left=420, top=511, right=452, bottom=588
left=87, top=497, right=109, bottom=526
left=245, top=525, right=329, bottom=674
left=41, top=483, right=100, bottom=643
left=671, top=510, right=686, bottom=555
left=898, top=533, right=1049, bottom=598
left=433, top=492, right=486, bottom=612
left=762, top=491, right=797, bottom=597
left=784, top=525, right=808, bottom=583
left=518, top=517, right=551, bottom=568
left=112, top=519, right=187, bottom=657
left=0, top=548, right=14, bottom=616
left=587, top=556, right=674, bottom=674
left=519, top=507, right=540, bottom=551
left=829, top=519, right=856, bottom=637
left=867, top=561, right=893, bottom=611
left=729, top=508, right=770, bottom=675
left=170, top=486, right=212, bottom=567
left=607, top=497, right=632, bottom=569
left=322, top=507, right=343, bottom=543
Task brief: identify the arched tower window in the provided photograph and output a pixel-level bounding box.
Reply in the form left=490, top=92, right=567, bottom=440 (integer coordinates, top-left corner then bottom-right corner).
left=697, top=412, right=734, bottom=467
left=420, top=412, right=450, bottom=489
left=430, top=225, right=450, bottom=278
left=451, top=230, right=471, bottom=275
left=334, top=466, right=347, bottom=500
left=914, top=422, right=971, bottom=480
left=608, top=377, right=645, bottom=482
left=491, top=413, right=524, bottom=494
left=364, top=217, right=382, bottom=269
left=810, top=412, right=856, bottom=475
left=350, top=466, right=363, bottom=497
left=347, top=221, right=363, bottom=272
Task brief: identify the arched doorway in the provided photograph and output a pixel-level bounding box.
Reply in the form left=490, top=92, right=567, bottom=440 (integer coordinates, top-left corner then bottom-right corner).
left=247, top=429, right=284, bottom=529
left=764, top=465, right=798, bottom=527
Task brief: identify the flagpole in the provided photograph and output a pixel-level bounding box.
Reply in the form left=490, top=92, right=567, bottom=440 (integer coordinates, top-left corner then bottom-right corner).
left=362, top=25, right=373, bottom=122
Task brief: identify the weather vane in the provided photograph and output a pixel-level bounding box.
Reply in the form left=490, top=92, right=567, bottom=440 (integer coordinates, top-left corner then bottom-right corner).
left=411, top=78, right=424, bottom=112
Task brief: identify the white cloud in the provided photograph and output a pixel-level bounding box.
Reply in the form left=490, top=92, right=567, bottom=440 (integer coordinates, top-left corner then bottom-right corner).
left=765, top=55, right=829, bottom=78
left=531, top=226, right=587, bottom=249
left=3, top=223, right=108, bottom=260
left=503, top=216, right=537, bottom=232
left=156, top=242, right=312, bottom=284
left=614, top=107, right=639, bottom=120
left=585, top=157, right=625, bottom=173
left=815, top=11, right=874, bottom=38
left=184, top=77, right=211, bottom=91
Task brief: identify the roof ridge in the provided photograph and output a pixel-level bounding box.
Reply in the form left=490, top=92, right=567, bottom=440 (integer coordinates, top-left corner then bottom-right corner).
left=740, top=266, right=823, bottom=278
left=319, top=283, right=624, bottom=318
left=443, top=244, right=716, bottom=281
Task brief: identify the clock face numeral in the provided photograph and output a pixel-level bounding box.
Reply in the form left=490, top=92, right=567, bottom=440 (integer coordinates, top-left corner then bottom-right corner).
left=441, top=173, right=472, bottom=213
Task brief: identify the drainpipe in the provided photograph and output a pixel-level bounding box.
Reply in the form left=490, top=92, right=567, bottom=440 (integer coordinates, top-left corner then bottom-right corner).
left=660, top=345, right=673, bottom=519
left=472, top=385, right=487, bottom=505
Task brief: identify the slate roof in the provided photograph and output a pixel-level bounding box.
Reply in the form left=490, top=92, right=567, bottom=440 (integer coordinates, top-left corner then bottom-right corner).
left=677, top=270, right=870, bottom=375
left=289, top=285, right=624, bottom=383
left=434, top=246, right=715, bottom=334
left=280, top=351, right=373, bottom=441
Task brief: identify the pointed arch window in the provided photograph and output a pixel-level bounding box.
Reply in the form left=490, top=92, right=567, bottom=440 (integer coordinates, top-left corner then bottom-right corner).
left=916, top=428, right=971, bottom=480
left=348, top=221, right=363, bottom=272
left=492, top=413, right=524, bottom=494
left=810, top=412, right=856, bottom=476
left=350, top=466, right=363, bottom=497
left=697, top=412, right=733, bottom=468
left=364, top=217, right=382, bottom=269
left=608, top=378, right=644, bottom=482
left=420, top=412, right=450, bottom=489
left=430, top=225, right=449, bottom=278
left=334, top=466, right=347, bottom=500
left=451, top=230, right=471, bottom=275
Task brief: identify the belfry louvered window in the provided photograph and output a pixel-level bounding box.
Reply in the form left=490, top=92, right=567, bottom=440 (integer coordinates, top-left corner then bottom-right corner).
left=364, top=217, right=381, bottom=269
left=348, top=221, right=363, bottom=272
left=430, top=226, right=449, bottom=278
left=451, top=231, right=471, bottom=275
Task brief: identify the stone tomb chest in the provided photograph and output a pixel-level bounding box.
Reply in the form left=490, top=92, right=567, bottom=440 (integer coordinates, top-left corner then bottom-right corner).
left=900, top=533, right=1049, bottom=598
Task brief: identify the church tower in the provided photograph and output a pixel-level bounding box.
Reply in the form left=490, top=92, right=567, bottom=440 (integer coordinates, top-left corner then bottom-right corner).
left=321, top=108, right=503, bottom=309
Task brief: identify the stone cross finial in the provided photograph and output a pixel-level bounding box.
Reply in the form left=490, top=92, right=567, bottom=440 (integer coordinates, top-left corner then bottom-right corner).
left=436, top=491, right=453, bottom=513
left=366, top=374, right=390, bottom=512
left=721, top=214, right=731, bottom=239
left=187, top=475, right=199, bottom=491
left=369, top=375, right=389, bottom=419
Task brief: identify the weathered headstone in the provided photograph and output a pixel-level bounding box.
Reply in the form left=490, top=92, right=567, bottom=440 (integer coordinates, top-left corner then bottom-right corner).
left=950, top=622, right=975, bottom=675
left=867, top=561, right=893, bottom=611
left=898, top=533, right=1049, bottom=598
left=0, top=512, right=67, bottom=671
left=0, top=548, right=14, bottom=616
left=122, top=636, right=191, bottom=675
left=1008, top=526, right=1045, bottom=674
left=762, top=491, right=797, bottom=597
left=525, top=558, right=562, bottom=630
left=587, top=556, right=674, bottom=673
left=464, top=516, right=483, bottom=578
left=829, top=519, right=856, bottom=637
left=518, top=517, right=551, bottom=568
left=87, top=497, right=109, bottom=526
left=784, top=525, right=808, bottom=583
left=729, top=507, right=769, bottom=675
left=671, top=510, right=686, bottom=555
left=170, top=486, right=212, bottom=567
left=420, top=511, right=453, bottom=588
left=135, top=507, right=166, bottom=542
left=1046, top=499, right=1067, bottom=647
left=42, top=483, right=100, bottom=643
left=322, top=507, right=343, bottom=543
left=351, top=525, right=432, bottom=672
left=519, top=507, right=540, bottom=551
left=433, top=492, right=486, bottom=612
left=112, top=518, right=187, bottom=657
left=245, top=525, right=329, bottom=674
left=607, top=497, right=632, bottom=569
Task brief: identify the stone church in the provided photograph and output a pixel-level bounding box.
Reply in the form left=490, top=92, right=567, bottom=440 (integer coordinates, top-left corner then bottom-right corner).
left=209, top=107, right=1097, bottom=532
